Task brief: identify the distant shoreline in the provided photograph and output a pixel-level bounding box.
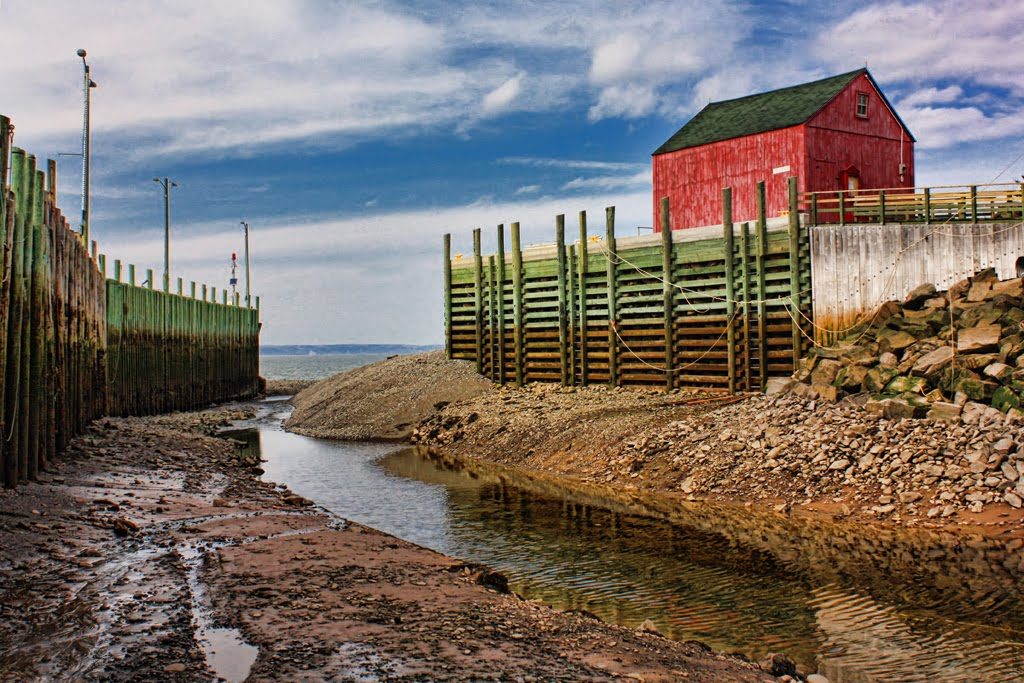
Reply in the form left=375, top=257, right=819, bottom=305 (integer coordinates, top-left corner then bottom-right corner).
left=260, top=344, right=440, bottom=356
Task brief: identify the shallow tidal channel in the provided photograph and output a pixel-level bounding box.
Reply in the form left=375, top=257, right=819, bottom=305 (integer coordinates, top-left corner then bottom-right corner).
left=223, top=400, right=1024, bottom=682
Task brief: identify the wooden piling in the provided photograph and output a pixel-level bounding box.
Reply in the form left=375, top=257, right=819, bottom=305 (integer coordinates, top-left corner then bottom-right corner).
left=472, top=228, right=483, bottom=375
left=555, top=214, right=568, bottom=386
left=605, top=207, right=617, bottom=388
left=443, top=233, right=453, bottom=360
left=577, top=211, right=588, bottom=386
left=510, top=222, right=524, bottom=386
left=660, top=197, right=673, bottom=392
left=787, top=176, right=802, bottom=367
left=756, top=181, right=768, bottom=390
left=722, top=188, right=736, bottom=395
left=495, top=225, right=506, bottom=385
left=740, top=222, right=752, bottom=391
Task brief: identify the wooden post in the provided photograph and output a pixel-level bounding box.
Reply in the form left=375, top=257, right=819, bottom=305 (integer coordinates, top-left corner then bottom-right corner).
left=98, top=254, right=106, bottom=277
left=756, top=181, right=768, bottom=390
left=177, top=277, right=183, bottom=296
left=577, top=211, right=589, bottom=386
left=147, top=269, right=154, bottom=290
left=787, top=176, right=802, bottom=368
left=443, top=233, right=453, bottom=360
left=660, top=197, right=673, bottom=392
left=114, top=259, right=122, bottom=281
left=567, top=244, right=577, bottom=385
left=487, top=255, right=497, bottom=381
left=129, top=264, right=136, bottom=286
left=810, top=193, right=818, bottom=225
left=472, top=228, right=483, bottom=374
left=28, top=168, right=46, bottom=478
left=924, top=187, right=931, bottom=224
left=605, top=207, right=618, bottom=388
left=879, top=190, right=886, bottom=224
left=555, top=214, right=569, bottom=386
left=970, top=185, right=978, bottom=223
left=511, top=222, right=524, bottom=386
left=495, top=225, right=506, bottom=385
left=838, top=192, right=846, bottom=226
left=740, top=222, right=752, bottom=391
left=0, top=124, right=12, bottom=486
left=722, top=188, right=736, bottom=395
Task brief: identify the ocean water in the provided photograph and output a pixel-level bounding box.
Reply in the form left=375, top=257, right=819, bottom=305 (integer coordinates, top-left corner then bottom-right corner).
left=259, top=353, right=398, bottom=380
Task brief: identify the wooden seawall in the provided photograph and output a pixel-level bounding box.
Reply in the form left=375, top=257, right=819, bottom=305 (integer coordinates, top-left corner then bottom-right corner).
left=0, top=114, right=261, bottom=488
left=444, top=179, right=812, bottom=392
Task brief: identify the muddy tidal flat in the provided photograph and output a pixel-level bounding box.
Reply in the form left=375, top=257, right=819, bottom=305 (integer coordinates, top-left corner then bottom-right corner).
left=0, top=408, right=770, bottom=682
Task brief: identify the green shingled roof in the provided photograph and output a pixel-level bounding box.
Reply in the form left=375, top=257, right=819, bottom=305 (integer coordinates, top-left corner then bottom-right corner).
left=654, top=69, right=868, bottom=155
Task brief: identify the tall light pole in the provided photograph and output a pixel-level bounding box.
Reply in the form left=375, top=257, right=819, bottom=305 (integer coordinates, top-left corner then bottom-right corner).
left=154, top=177, right=177, bottom=292
left=77, top=49, right=97, bottom=243
left=240, top=221, right=251, bottom=307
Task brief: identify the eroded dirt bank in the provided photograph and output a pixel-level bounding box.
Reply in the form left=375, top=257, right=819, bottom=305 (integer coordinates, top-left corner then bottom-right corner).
left=0, top=407, right=773, bottom=682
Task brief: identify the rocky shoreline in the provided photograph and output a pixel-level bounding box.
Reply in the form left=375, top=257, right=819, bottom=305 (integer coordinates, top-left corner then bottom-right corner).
left=0, top=406, right=774, bottom=682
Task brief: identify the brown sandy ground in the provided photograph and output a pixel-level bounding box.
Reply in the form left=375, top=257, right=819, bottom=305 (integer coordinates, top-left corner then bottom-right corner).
left=413, top=383, right=1024, bottom=538
left=0, top=407, right=775, bottom=682
left=286, top=351, right=493, bottom=441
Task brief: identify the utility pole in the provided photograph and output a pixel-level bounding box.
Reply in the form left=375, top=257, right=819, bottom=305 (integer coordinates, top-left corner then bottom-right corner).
left=77, top=49, right=97, bottom=243
left=241, top=221, right=251, bottom=307
left=153, top=177, right=177, bottom=292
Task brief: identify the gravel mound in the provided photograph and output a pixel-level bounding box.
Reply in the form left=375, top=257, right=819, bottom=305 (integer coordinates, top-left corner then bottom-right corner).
left=285, top=351, right=493, bottom=441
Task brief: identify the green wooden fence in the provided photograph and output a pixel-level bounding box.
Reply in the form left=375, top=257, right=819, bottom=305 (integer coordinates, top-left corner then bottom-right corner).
left=444, top=178, right=812, bottom=392
left=0, top=114, right=261, bottom=488
left=106, top=278, right=260, bottom=416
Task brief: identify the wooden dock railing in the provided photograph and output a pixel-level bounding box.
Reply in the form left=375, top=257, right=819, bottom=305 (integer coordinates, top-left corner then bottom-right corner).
left=802, top=183, right=1024, bottom=225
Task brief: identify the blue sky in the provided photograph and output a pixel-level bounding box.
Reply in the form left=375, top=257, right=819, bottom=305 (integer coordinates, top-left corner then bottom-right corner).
left=2, top=0, right=1022, bottom=344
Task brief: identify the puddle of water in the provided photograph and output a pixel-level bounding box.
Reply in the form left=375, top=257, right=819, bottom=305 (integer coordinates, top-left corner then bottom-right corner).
left=180, top=542, right=259, bottom=683
left=219, top=404, right=1024, bottom=682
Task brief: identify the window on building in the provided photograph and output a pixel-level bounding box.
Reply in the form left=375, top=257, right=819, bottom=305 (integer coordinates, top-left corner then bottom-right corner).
left=856, top=92, right=869, bottom=118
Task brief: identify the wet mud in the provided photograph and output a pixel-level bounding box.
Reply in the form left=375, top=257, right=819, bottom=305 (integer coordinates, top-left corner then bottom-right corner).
left=0, top=411, right=773, bottom=682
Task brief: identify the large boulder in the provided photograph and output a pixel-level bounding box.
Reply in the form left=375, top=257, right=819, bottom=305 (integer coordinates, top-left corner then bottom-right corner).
left=911, top=346, right=954, bottom=376
left=957, top=323, right=1001, bottom=353
left=903, top=283, right=937, bottom=310
left=863, top=365, right=899, bottom=393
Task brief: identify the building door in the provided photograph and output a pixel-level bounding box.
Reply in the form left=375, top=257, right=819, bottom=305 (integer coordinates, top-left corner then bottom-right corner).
left=839, top=166, right=860, bottom=221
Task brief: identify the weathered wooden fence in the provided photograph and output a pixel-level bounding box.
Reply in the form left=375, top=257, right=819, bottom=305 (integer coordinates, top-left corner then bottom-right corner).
left=106, top=278, right=260, bottom=416
left=810, top=221, right=1024, bottom=344
left=0, top=114, right=261, bottom=488
left=444, top=178, right=812, bottom=392
left=803, top=183, right=1024, bottom=225
left=1, top=117, right=108, bottom=487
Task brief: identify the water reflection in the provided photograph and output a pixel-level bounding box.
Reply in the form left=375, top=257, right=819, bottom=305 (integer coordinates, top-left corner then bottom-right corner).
left=222, top=417, right=1024, bottom=682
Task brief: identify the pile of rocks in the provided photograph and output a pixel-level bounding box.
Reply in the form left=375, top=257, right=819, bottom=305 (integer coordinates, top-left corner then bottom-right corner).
left=778, top=268, right=1024, bottom=422
left=626, top=392, right=1024, bottom=517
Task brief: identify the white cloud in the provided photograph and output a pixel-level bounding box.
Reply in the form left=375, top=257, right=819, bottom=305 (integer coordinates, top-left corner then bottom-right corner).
left=499, top=157, right=643, bottom=171
left=514, top=184, right=540, bottom=194
left=900, top=105, right=1024, bottom=149
left=481, top=74, right=523, bottom=116
left=816, top=0, right=1024, bottom=93
left=562, top=171, right=649, bottom=191
left=109, top=191, right=653, bottom=344
left=898, top=85, right=963, bottom=108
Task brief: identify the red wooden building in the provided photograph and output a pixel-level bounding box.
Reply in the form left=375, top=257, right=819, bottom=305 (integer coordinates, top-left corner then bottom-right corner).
left=652, top=68, right=915, bottom=229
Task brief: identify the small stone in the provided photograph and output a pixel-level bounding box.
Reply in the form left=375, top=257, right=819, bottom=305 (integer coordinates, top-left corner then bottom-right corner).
left=806, top=675, right=832, bottom=683
left=765, top=378, right=796, bottom=396
left=926, top=402, right=962, bottom=422
left=828, top=458, right=851, bottom=471
left=903, top=283, right=937, bottom=309
left=1005, top=492, right=1023, bottom=508
left=898, top=491, right=921, bottom=504
left=164, top=662, right=187, bottom=673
